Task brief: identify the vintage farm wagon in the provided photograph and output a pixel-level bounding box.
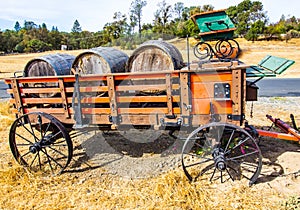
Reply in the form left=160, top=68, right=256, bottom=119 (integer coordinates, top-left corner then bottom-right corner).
left=4, top=10, right=299, bottom=186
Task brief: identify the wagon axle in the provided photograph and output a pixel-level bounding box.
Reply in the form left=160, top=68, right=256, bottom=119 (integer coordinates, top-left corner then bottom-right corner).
left=29, top=142, right=42, bottom=154
left=28, top=133, right=55, bottom=154
left=212, top=148, right=226, bottom=171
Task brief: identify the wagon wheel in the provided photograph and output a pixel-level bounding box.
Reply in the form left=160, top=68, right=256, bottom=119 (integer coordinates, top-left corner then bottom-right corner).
left=181, top=122, right=262, bottom=185
left=215, top=39, right=240, bottom=59
left=193, top=42, right=214, bottom=60
left=9, top=112, right=73, bottom=175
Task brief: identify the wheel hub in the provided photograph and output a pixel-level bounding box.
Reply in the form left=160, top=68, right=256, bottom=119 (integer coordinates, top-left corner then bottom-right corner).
left=212, top=148, right=226, bottom=171
left=29, top=142, right=42, bottom=154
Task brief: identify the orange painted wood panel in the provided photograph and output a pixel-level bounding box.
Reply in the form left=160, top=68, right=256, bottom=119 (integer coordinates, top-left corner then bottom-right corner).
left=192, top=99, right=232, bottom=114
left=190, top=72, right=232, bottom=83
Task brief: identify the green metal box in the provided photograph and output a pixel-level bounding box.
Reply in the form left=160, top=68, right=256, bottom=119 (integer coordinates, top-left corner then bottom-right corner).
left=191, top=9, right=236, bottom=41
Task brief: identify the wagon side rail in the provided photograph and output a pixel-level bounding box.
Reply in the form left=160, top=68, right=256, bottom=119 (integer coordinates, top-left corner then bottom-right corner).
left=5, top=72, right=184, bottom=129
left=5, top=65, right=249, bottom=129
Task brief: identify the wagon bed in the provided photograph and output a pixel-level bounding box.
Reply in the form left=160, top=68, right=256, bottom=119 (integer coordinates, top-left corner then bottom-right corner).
left=6, top=61, right=248, bottom=129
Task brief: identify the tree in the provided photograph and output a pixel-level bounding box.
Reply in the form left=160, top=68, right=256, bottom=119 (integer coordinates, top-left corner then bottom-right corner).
left=227, top=0, right=267, bottom=36
left=24, top=21, right=37, bottom=30
left=173, top=2, right=184, bottom=21
left=14, top=21, right=21, bottom=32
left=71, top=20, right=82, bottom=33
left=103, top=12, right=128, bottom=42
left=41, top=23, right=47, bottom=30
left=202, top=4, right=214, bottom=12
left=245, top=20, right=265, bottom=41
left=129, top=0, right=147, bottom=35
left=153, top=0, right=173, bottom=35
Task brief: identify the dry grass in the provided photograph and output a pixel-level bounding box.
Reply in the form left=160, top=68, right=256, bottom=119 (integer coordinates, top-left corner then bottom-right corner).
left=0, top=101, right=296, bottom=209
left=0, top=159, right=282, bottom=210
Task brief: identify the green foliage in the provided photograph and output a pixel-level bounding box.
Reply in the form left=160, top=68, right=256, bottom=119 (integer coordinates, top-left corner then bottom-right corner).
left=14, top=22, right=21, bottom=32
left=1, top=1, right=300, bottom=54
left=129, top=0, right=147, bottom=35
left=227, top=0, right=267, bottom=36
left=71, top=20, right=82, bottom=33
left=245, top=20, right=265, bottom=41
left=26, top=39, right=52, bottom=52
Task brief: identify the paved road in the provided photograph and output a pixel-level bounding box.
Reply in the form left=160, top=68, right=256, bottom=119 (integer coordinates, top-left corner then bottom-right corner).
left=0, top=78, right=299, bottom=99
left=0, top=81, right=10, bottom=99
left=253, top=78, right=300, bottom=97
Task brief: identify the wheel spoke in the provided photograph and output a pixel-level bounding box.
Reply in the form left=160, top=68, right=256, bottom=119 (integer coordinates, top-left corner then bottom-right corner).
left=210, top=167, right=217, bottom=182
left=224, top=129, right=235, bottom=152
left=16, top=143, right=32, bottom=147
left=26, top=116, right=39, bottom=143
left=40, top=149, right=64, bottom=169
left=43, top=148, right=55, bottom=174
left=29, top=153, right=39, bottom=168
left=227, top=150, right=260, bottom=161
left=225, top=168, right=234, bottom=181
left=183, top=157, right=213, bottom=169
left=20, top=151, right=32, bottom=159
left=15, top=132, right=34, bottom=144
left=18, top=120, right=40, bottom=143
left=47, top=145, right=68, bottom=158
left=37, top=151, right=42, bottom=170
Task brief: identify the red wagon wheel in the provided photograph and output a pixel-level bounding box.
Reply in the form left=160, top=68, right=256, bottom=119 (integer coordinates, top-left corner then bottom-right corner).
left=9, top=112, right=73, bottom=175
left=181, top=122, right=262, bottom=185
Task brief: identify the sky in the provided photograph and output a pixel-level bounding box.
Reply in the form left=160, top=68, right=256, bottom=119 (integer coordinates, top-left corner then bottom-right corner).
left=0, top=0, right=300, bottom=32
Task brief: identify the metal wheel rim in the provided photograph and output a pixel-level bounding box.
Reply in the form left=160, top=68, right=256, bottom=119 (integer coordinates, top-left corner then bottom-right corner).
left=181, top=122, right=262, bottom=185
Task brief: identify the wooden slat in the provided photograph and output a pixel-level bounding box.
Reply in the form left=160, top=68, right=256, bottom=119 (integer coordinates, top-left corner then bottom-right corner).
left=58, top=78, right=70, bottom=118
left=22, top=97, right=110, bottom=104
left=166, top=73, right=173, bottom=115
left=11, top=79, right=23, bottom=117
left=117, top=95, right=180, bottom=103
left=180, top=72, right=191, bottom=125
left=22, top=98, right=64, bottom=104
left=21, top=95, right=181, bottom=105
left=192, top=99, right=232, bottom=114
left=116, top=84, right=166, bottom=92
left=231, top=69, right=245, bottom=125
left=190, top=72, right=232, bottom=82
left=21, top=87, right=61, bottom=94
left=65, top=86, right=108, bottom=93
left=118, top=107, right=180, bottom=114
left=107, top=75, right=117, bottom=118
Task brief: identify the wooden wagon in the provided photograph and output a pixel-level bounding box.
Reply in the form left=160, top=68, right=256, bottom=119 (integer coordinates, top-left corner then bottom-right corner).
left=5, top=55, right=299, bottom=186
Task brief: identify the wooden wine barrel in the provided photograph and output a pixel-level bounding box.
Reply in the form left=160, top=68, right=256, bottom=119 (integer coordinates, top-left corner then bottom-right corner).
left=24, top=53, right=75, bottom=77
left=126, top=40, right=184, bottom=72
left=72, top=47, right=129, bottom=97
left=24, top=53, right=75, bottom=97
left=72, top=47, right=128, bottom=75
left=126, top=40, right=184, bottom=94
